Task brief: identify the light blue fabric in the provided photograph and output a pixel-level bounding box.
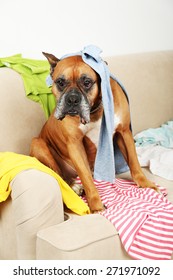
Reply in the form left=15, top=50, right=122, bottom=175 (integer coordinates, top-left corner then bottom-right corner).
left=81, top=46, right=118, bottom=182
left=134, top=120, right=173, bottom=148
left=60, top=45, right=130, bottom=183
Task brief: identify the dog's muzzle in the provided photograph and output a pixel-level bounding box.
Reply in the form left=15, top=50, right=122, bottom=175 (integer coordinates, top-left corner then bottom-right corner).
left=54, top=89, right=91, bottom=124
left=64, top=92, right=82, bottom=116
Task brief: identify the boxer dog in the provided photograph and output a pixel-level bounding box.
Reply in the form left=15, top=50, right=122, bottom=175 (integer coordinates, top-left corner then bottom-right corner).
left=30, top=52, right=158, bottom=213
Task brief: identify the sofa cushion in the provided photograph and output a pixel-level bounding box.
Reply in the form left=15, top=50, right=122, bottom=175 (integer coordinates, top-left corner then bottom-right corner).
left=0, top=68, right=45, bottom=154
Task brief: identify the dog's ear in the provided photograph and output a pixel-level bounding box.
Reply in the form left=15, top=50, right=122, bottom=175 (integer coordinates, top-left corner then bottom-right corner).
left=42, top=52, right=60, bottom=75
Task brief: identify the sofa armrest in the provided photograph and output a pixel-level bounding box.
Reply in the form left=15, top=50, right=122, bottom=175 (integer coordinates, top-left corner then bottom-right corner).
left=10, top=169, right=64, bottom=259
left=36, top=213, right=131, bottom=260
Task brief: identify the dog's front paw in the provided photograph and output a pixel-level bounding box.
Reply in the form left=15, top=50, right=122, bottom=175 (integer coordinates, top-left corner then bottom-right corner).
left=87, top=194, right=105, bottom=213
left=135, top=175, right=159, bottom=192
left=145, top=181, right=160, bottom=192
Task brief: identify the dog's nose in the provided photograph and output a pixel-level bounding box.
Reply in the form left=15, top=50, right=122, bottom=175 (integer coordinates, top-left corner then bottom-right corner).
left=65, top=92, right=81, bottom=106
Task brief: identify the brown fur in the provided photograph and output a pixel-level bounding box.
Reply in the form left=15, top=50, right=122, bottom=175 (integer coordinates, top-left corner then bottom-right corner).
left=30, top=54, right=158, bottom=213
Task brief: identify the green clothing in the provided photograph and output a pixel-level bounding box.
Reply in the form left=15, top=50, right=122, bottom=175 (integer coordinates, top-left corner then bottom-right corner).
left=0, top=54, right=56, bottom=118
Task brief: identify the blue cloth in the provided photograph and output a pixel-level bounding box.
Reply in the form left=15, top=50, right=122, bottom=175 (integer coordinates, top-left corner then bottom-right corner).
left=135, top=120, right=173, bottom=148
left=52, top=45, right=129, bottom=183
left=81, top=46, right=129, bottom=182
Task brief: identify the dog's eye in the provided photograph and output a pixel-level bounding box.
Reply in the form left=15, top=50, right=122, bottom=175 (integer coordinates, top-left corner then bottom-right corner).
left=56, top=78, right=66, bottom=90
left=83, top=79, right=92, bottom=89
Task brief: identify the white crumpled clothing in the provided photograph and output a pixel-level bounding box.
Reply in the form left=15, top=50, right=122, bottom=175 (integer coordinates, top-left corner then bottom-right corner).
left=136, top=144, right=173, bottom=180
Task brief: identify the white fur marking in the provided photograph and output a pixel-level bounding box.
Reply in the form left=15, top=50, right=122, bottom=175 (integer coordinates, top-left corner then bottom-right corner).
left=79, top=119, right=101, bottom=147
left=114, top=114, right=121, bottom=131
left=79, top=114, right=121, bottom=147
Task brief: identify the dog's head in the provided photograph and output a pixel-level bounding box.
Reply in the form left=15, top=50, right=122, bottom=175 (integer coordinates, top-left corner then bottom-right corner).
left=43, top=52, right=101, bottom=124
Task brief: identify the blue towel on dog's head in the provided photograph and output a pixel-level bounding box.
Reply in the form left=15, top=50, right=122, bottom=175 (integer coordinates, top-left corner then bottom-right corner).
left=81, top=45, right=129, bottom=182
left=57, top=45, right=129, bottom=182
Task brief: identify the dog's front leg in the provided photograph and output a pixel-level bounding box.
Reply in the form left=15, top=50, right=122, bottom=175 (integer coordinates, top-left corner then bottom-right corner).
left=67, top=139, right=104, bottom=213
left=116, top=128, right=158, bottom=191
left=30, top=137, right=62, bottom=176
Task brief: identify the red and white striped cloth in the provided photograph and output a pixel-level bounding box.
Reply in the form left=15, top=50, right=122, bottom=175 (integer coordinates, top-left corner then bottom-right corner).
left=77, top=178, right=173, bottom=260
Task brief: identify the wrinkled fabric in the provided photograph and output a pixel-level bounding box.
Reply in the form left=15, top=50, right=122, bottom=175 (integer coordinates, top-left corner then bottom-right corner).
left=136, top=144, right=173, bottom=180
left=0, top=54, right=56, bottom=118
left=0, top=152, right=89, bottom=215
left=135, top=120, right=173, bottom=148
left=76, top=177, right=173, bottom=260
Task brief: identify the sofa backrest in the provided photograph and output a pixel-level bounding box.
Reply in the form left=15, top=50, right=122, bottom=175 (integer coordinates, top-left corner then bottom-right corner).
left=0, top=68, right=46, bottom=155
left=106, top=51, right=173, bottom=135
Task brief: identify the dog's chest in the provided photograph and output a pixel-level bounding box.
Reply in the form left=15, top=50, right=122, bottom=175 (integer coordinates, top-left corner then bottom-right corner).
left=79, top=119, right=101, bottom=147
left=79, top=114, right=120, bottom=148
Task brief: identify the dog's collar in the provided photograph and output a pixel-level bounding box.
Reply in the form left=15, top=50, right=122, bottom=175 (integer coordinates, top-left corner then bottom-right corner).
left=90, top=100, right=103, bottom=114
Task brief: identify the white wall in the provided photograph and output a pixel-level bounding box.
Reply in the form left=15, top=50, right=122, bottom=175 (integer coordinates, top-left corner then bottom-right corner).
left=1, top=0, right=173, bottom=58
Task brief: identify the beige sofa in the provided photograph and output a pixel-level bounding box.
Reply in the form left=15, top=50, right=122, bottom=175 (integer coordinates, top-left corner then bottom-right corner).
left=0, top=51, right=173, bottom=260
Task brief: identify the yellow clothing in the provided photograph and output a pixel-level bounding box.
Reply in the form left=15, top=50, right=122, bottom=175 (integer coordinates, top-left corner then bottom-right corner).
left=0, top=152, right=90, bottom=215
